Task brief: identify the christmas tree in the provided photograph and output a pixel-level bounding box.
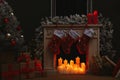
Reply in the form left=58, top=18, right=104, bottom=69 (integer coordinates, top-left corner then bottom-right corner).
left=0, top=0, right=24, bottom=51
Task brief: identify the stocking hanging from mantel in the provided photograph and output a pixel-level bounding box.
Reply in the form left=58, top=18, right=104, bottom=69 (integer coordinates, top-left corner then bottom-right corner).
left=61, top=30, right=80, bottom=54
left=76, top=28, right=95, bottom=55
left=48, top=30, right=65, bottom=55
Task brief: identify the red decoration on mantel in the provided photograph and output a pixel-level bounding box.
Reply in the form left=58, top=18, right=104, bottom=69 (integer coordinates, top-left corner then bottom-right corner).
left=93, top=10, right=98, bottom=24
left=87, top=10, right=98, bottom=24
left=1, top=64, right=20, bottom=80
left=11, top=39, right=16, bottom=46
left=87, top=13, right=93, bottom=24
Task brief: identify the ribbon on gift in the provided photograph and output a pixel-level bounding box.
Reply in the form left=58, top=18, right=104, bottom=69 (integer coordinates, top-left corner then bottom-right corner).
left=20, top=61, right=34, bottom=79
left=1, top=64, right=20, bottom=80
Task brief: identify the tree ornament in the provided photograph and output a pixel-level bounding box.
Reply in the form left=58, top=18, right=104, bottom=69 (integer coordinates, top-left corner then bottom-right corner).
left=16, top=25, right=21, bottom=31
left=11, top=39, right=16, bottom=46
left=4, top=18, right=9, bottom=23
left=93, top=10, right=98, bottom=24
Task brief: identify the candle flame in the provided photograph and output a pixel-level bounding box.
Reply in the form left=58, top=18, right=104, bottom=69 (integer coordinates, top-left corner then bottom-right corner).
left=57, top=57, right=86, bottom=74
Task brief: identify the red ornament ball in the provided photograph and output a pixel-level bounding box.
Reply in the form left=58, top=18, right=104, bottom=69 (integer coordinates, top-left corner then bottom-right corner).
left=16, top=26, right=21, bottom=31
left=4, top=18, right=9, bottom=23
left=11, top=39, right=16, bottom=46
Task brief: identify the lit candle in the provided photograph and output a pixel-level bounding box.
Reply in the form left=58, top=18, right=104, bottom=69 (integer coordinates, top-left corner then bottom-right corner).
left=87, top=13, right=93, bottom=24
left=93, top=10, right=98, bottom=24
left=64, top=59, right=68, bottom=66
left=78, top=68, right=83, bottom=74
left=81, top=62, right=86, bottom=74
left=57, top=65, right=64, bottom=73
left=70, top=60, right=74, bottom=66
left=58, top=57, right=63, bottom=66
left=75, top=56, right=80, bottom=66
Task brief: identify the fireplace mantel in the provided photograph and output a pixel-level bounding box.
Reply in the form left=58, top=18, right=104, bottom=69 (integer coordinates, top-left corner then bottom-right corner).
left=43, top=24, right=102, bottom=73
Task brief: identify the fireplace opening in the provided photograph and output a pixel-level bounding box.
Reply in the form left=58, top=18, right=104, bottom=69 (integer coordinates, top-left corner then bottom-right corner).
left=55, top=43, right=87, bottom=74
left=56, top=43, right=86, bottom=67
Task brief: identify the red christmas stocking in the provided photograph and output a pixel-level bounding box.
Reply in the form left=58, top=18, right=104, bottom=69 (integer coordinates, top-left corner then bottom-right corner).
left=76, top=28, right=95, bottom=55
left=61, top=30, right=80, bottom=54
left=48, top=30, right=65, bottom=55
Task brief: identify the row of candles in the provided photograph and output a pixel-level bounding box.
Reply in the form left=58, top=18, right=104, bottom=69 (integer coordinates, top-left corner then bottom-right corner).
left=57, top=57, right=86, bottom=74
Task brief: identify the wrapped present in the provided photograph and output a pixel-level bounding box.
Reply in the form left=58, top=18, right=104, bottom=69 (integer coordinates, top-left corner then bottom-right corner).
left=0, top=63, right=20, bottom=80
left=20, top=61, right=35, bottom=80
left=34, top=58, right=46, bottom=77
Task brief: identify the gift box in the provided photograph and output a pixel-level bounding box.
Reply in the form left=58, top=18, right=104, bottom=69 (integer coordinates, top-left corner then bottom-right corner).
left=33, top=59, right=46, bottom=77
left=20, top=61, right=35, bottom=80
left=0, top=63, right=20, bottom=80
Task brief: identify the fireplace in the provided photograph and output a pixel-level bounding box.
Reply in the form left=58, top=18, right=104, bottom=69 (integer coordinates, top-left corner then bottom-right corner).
left=43, top=24, right=102, bottom=73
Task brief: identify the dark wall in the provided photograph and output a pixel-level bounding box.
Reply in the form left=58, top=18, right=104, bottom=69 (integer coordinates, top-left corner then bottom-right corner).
left=6, top=0, right=51, bottom=41
left=6, top=0, right=120, bottom=51
left=93, top=0, right=120, bottom=51
left=56, top=0, right=87, bottom=16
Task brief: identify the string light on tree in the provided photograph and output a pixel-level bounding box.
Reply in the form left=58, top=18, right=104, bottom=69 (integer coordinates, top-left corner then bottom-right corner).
left=11, top=12, right=14, bottom=15
left=21, top=35, right=24, bottom=38
left=0, top=0, right=24, bottom=51
left=6, top=33, right=11, bottom=37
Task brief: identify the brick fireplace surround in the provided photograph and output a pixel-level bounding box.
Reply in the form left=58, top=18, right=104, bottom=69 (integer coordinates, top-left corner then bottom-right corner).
left=43, top=24, right=102, bottom=73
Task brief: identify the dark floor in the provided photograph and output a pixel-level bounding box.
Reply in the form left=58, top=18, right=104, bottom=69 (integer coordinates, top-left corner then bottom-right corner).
left=35, top=74, right=114, bottom=80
